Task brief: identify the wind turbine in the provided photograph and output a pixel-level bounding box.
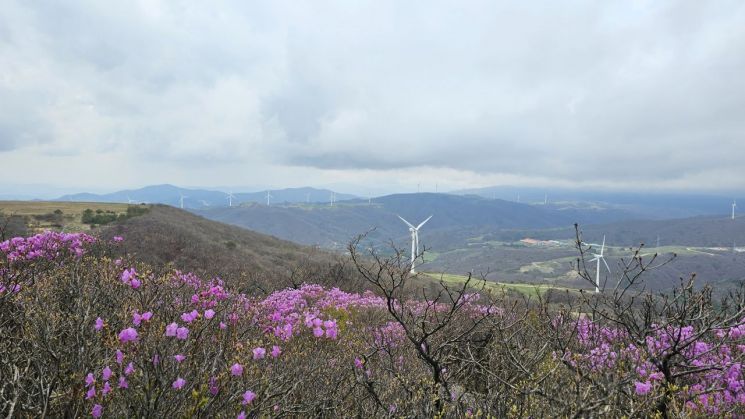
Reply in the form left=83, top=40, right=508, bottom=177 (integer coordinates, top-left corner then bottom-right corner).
left=126, top=196, right=135, bottom=204
left=589, top=235, right=610, bottom=293
left=227, top=191, right=235, bottom=207
left=733, top=200, right=737, bottom=220
left=266, top=191, right=273, bottom=206
left=179, top=193, right=188, bottom=209
left=544, top=194, right=548, bottom=205
left=330, top=192, right=336, bottom=207
left=397, top=215, right=433, bottom=274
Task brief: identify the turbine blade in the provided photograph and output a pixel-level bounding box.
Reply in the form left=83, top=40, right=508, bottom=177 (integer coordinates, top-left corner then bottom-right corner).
left=397, top=215, right=415, bottom=228
left=603, top=258, right=611, bottom=273
left=416, top=215, right=433, bottom=229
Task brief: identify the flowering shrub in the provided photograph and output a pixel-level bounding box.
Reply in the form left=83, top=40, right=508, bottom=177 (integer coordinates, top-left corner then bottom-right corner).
left=1, top=230, right=745, bottom=417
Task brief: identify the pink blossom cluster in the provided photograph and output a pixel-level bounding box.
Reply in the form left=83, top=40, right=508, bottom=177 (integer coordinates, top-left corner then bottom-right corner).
left=0, top=231, right=95, bottom=262
left=566, top=318, right=745, bottom=414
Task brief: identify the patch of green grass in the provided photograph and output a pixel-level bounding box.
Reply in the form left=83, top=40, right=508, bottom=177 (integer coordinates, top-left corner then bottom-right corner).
left=421, top=272, right=578, bottom=297
left=0, top=201, right=146, bottom=232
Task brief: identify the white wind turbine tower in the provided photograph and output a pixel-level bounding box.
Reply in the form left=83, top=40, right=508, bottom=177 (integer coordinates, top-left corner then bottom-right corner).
left=589, top=235, right=610, bottom=293
left=127, top=196, right=135, bottom=204
left=397, top=215, right=433, bottom=274
left=266, top=191, right=273, bottom=206
left=733, top=200, right=737, bottom=220
left=330, top=192, right=336, bottom=207
left=227, top=191, right=235, bottom=207
left=179, top=193, right=188, bottom=209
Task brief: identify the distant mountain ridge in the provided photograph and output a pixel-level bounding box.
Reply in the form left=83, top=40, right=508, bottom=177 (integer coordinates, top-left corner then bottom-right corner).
left=56, top=184, right=357, bottom=208
left=194, top=193, right=642, bottom=251
left=452, top=186, right=741, bottom=219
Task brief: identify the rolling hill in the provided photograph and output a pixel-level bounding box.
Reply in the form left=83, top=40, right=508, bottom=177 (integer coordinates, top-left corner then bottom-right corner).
left=96, top=205, right=364, bottom=292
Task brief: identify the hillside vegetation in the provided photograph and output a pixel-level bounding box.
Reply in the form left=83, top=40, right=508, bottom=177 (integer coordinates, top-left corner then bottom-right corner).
left=2, top=230, right=745, bottom=417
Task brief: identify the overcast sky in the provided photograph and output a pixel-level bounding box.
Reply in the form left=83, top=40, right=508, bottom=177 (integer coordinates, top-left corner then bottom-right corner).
left=1, top=1, right=744, bottom=196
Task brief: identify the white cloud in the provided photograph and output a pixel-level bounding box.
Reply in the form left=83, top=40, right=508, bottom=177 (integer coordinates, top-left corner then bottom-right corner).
left=0, top=0, right=744, bottom=193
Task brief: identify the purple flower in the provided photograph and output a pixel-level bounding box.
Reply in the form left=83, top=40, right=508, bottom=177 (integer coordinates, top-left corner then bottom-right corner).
left=130, top=278, right=141, bottom=289
left=115, top=349, right=124, bottom=364
left=231, top=363, right=244, bottom=376
left=181, top=311, right=196, bottom=323
left=209, top=376, right=219, bottom=396
left=165, top=322, right=178, bottom=337
left=118, top=376, right=128, bottom=389
left=141, top=311, right=153, bottom=321
left=172, top=377, right=186, bottom=390
left=237, top=412, right=247, bottom=419
left=204, top=309, right=215, bottom=319
left=219, top=322, right=227, bottom=330
left=242, top=390, right=256, bottom=405
left=152, top=354, right=160, bottom=365
left=86, top=385, right=96, bottom=400
left=102, top=366, right=112, bottom=381
left=635, top=381, right=652, bottom=395
left=118, top=327, right=138, bottom=343
left=271, top=345, right=282, bottom=358
left=174, top=354, right=186, bottom=363
left=94, top=317, right=104, bottom=331
left=92, top=404, right=103, bottom=418
left=313, top=327, right=324, bottom=338
left=124, top=362, right=135, bottom=376
left=252, top=347, right=266, bottom=360
left=112, top=236, right=123, bottom=242
left=354, top=358, right=363, bottom=369
left=85, top=373, right=96, bottom=387
left=102, top=381, right=112, bottom=395
left=176, top=327, right=189, bottom=340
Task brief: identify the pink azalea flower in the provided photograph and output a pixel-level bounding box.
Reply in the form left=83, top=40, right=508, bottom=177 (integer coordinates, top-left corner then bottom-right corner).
left=271, top=345, right=282, bottom=358
left=635, top=381, right=652, bottom=395
left=204, top=309, right=215, bottom=319
left=165, top=322, right=178, bottom=337
left=124, top=362, right=135, bottom=376
left=231, top=363, right=244, bottom=376
left=176, top=327, right=189, bottom=340
left=326, top=328, right=338, bottom=339
left=118, top=327, right=138, bottom=343
left=92, top=404, right=103, bottom=418
left=94, top=317, right=104, bottom=331
left=102, top=366, right=112, bottom=381
left=253, top=347, right=266, bottom=360
left=172, top=377, right=186, bottom=390
left=242, top=390, right=256, bottom=405
left=209, top=376, right=219, bottom=396
left=174, top=354, right=186, bottom=363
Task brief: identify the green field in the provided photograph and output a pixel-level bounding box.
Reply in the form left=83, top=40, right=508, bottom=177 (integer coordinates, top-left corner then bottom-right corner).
left=421, top=272, right=579, bottom=297
left=0, top=201, right=142, bottom=232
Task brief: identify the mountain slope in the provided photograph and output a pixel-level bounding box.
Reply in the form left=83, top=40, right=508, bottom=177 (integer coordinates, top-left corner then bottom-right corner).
left=100, top=205, right=359, bottom=291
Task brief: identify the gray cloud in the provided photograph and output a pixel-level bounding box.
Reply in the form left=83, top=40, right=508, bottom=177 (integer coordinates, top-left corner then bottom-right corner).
left=0, top=1, right=743, bottom=191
